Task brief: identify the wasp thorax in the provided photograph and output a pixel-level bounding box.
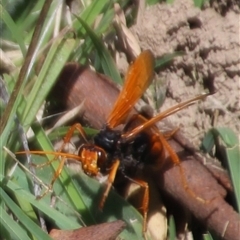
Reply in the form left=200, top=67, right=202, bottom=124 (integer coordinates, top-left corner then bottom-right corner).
left=94, top=127, right=121, bottom=153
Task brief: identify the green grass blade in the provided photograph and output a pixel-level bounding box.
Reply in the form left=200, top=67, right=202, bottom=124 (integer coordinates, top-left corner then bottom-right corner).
left=225, top=143, right=240, bottom=211
left=0, top=0, right=54, bottom=163
left=21, top=37, right=76, bottom=126
left=155, top=52, right=185, bottom=69
left=23, top=0, right=61, bottom=49
left=72, top=169, right=148, bottom=240
left=203, top=232, right=214, bottom=240
left=213, top=127, right=240, bottom=211
left=16, top=1, right=45, bottom=34
left=93, top=8, right=114, bottom=34
left=29, top=123, right=95, bottom=225
left=213, top=127, right=238, bottom=147
left=76, top=17, right=122, bottom=84
left=201, top=130, right=215, bottom=153
left=9, top=122, right=147, bottom=238
left=0, top=187, right=52, bottom=240
left=201, top=127, right=240, bottom=212
left=0, top=204, right=31, bottom=240
left=0, top=4, right=27, bottom=55
left=168, top=215, right=176, bottom=240
left=81, top=0, right=110, bottom=24
left=47, top=126, right=98, bottom=142
left=194, top=0, right=206, bottom=8
left=0, top=173, right=81, bottom=229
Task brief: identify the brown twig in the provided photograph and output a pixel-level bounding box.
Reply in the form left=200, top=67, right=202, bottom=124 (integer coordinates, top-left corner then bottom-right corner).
left=51, top=63, right=240, bottom=240
left=49, top=220, right=126, bottom=240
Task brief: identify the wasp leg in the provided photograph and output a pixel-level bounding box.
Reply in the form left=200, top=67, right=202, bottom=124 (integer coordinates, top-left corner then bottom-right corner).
left=57, top=123, right=88, bottom=153
left=35, top=123, right=88, bottom=198
left=44, top=123, right=88, bottom=194
left=124, top=114, right=206, bottom=203
left=128, top=178, right=149, bottom=234
left=30, top=156, right=58, bottom=168
left=99, top=159, right=120, bottom=210
left=157, top=131, right=206, bottom=203
left=163, top=127, right=179, bottom=139
left=36, top=156, right=68, bottom=199
left=27, top=123, right=87, bottom=168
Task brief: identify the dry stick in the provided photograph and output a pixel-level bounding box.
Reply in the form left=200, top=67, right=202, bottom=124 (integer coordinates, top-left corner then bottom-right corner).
left=54, top=65, right=240, bottom=240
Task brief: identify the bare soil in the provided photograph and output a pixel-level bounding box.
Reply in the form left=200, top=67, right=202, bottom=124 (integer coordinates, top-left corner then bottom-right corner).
left=131, top=0, right=240, bottom=146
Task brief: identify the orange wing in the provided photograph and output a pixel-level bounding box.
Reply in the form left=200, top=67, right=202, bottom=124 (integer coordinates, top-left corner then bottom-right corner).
left=107, top=50, right=155, bottom=128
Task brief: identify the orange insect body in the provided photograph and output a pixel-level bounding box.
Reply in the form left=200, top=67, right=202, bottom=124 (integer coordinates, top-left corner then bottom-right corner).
left=17, top=50, right=210, bottom=236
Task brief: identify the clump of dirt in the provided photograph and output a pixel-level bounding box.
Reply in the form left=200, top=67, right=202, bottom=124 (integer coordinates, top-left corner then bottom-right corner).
left=131, top=0, right=240, bottom=146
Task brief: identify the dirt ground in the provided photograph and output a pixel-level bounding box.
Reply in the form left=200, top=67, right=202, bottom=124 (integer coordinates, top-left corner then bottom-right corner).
left=130, top=0, right=240, bottom=146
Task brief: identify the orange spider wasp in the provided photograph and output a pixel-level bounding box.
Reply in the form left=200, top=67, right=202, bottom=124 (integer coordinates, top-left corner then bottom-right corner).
left=17, top=50, right=211, bottom=235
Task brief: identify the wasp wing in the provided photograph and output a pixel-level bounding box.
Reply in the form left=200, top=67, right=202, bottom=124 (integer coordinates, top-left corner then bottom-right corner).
left=107, top=50, right=155, bottom=128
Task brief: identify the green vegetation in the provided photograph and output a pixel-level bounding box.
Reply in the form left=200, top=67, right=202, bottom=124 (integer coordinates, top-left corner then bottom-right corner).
left=0, top=1, right=238, bottom=240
